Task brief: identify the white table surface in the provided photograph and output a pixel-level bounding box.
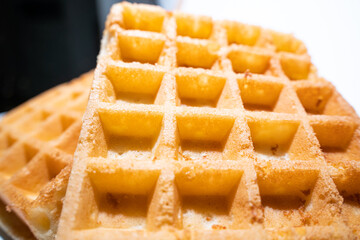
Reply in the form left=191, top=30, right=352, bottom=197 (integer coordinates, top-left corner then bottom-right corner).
left=180, top=0, right=360, bottom=114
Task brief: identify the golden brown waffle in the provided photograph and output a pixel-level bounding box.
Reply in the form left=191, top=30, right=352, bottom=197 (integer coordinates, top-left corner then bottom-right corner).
left=57, top=2, right=360, bottom=239
left=0, top=199, right=35, bottom=240
left=0, top=71, right=92, bottom=240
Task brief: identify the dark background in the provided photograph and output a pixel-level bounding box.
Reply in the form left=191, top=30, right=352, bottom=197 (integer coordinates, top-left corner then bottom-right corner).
left=0, top=0, right=158, bottom=112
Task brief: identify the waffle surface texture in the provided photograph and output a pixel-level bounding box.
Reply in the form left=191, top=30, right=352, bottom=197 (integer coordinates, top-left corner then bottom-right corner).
left=56, top=2, right=360, bottom=240
left=0, top=71, right=93, bottom=240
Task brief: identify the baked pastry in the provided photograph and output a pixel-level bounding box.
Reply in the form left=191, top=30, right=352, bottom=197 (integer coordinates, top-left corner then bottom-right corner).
left=0, top=198, right=35, bottom=240
left=0, top=71, right=92, bottom=240
left=56, top=2, right=360, bottom=239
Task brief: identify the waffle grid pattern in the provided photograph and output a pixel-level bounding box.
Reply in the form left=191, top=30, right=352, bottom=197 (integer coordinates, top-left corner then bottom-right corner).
left=0, top=72, right=92, bottom=240
left=58, top=2, right=360, bottom=239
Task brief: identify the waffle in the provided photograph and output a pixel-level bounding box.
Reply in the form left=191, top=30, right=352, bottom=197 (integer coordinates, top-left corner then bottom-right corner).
left=0, top=199, right=35, bottom=240
left=0, top=71, right=93, bottom=240
left=57, top=2, right=360, bottom=239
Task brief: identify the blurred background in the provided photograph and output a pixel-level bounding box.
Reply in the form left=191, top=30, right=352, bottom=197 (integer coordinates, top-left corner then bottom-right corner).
left=1, top=0, right=359, bottom=114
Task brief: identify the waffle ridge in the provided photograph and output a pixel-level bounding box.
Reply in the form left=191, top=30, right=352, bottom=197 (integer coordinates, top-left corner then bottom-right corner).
left=0, top=71, right=93, bottom=240
left=57, top=2, right=360, bottom=239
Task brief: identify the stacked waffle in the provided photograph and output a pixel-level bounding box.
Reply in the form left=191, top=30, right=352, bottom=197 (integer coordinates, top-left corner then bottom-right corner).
left=1, top=2, right=359, bottom=239
left=0, top=71, right=92, bottom=240
left=54, top=2, right=359, bottom=240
